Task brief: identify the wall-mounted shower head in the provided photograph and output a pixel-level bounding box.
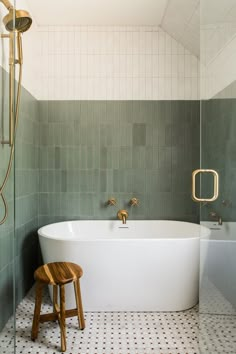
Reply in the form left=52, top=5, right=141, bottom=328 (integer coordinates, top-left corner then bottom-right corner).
left=0, top=0, right=32, bottom=33
left=3, top=9, right=32, bottom=32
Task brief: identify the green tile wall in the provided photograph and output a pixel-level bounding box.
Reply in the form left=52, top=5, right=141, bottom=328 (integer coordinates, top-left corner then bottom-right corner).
left=0, top=67, right=39, bottom=331
left=201, top=99, right=236, bottom=221
left=0, top=95, right=202, bottom=331
left=0, top=67, right=15, bottom=332
left=39, top=100, right=200, bottom=225
left=15, top=85, right=40, bottom=306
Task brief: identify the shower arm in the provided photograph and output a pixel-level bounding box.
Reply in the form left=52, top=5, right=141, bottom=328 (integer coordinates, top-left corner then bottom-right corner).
left=0, top=0, right=13, bottom=10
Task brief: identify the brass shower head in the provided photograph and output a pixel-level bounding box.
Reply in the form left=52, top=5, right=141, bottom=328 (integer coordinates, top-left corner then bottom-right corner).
left=3, top=8, right=32, bottom=32
left=0, top=0, right=32, bottom=33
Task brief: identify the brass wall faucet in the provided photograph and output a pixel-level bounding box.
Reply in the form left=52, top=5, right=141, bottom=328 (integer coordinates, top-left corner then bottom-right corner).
left=209, top=211, right=223, bottom=225
left=106, top=198, right=140, bottom=224
left=117, top=210, right=128, bottom=224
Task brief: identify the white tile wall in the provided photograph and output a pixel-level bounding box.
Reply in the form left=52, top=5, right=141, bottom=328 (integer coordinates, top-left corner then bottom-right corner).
left=201, top=25, right=236, bottom=99
left=201, top=1, right=236, bottom=99
left=32, top=26, right=200, bottom=100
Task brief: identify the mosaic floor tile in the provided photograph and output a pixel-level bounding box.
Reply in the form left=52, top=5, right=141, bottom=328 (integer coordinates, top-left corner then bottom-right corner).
left=0, top=284, right=235, bottom=354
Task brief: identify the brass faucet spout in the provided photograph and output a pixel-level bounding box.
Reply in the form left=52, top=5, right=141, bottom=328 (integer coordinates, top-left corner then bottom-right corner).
left=122, top=214, right=126, bottom=224
left=209, top=211, right=223, bottom=226
left=117, top=209, right=128, bottom=224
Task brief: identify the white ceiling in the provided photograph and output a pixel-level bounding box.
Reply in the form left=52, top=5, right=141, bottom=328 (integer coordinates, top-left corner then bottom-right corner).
left=201, top=0, right=236, bottom=25
left=26, top=0, right=169, bottom=26
left=25, top=0, right=200, bottom=57
left=161, top=0, right=200, bottom=57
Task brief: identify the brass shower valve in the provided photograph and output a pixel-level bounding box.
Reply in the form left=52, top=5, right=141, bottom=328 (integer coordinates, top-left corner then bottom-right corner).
left=107, top=198, right=117, bottom=206
left=130, top=198, right=140, bottom=206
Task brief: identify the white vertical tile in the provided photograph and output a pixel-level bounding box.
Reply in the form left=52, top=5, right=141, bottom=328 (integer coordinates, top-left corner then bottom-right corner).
left=158, top=78, right=165, bottom=99
left=171, top=55, right=178, bottom=77
left=165, top=55, right=172, bottom=78
left=132, top=55, right=140, bottom=77
left=184, top=78, right=192, bottom=100
left=159, top=32, right=166, bottom=55
left=165, top=78, right=172, bottom=99
left=145, top=78, right=153, bottom=100
left=152, top=31, right=159, bottom=55
left=35, top=26, right=199, bottom=101
left=126, top=55, right=133, bottom=78
left=171, top=78, right=179, bottom=100
left=152, top=55, right=159, bottom=77
left=145, top=32, right=153, bottom=55
left=152, top=78, right=159, bottom=100
left=166, top=34, right=172, bottom=55
left=139, top=54, right=146, bottom=76
left=158, top=55, right=165, bottom=77
left=145, top=55, right=153, bottom=77
left=178, top=56, right=185, bottom=76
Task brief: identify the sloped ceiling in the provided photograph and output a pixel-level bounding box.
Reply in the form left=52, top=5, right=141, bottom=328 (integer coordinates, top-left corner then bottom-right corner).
left=25, top=0, right=168, bottom=26
left=26, top=0, right=200, bottom=57
left=161, top=0, right=200, bottom=57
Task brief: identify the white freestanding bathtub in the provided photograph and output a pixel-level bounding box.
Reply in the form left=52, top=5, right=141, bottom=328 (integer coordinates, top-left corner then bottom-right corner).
left=38, top=220, right=210, bottom=311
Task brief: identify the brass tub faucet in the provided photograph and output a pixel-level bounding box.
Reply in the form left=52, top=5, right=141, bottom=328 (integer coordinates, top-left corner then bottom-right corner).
left=117, top=210, right=128, bottom=224
left=209, top=211, right=222, bottom=225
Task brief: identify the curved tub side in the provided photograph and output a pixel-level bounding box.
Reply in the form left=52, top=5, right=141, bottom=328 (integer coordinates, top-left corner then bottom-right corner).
left=39, top=234, right=199, bottom=312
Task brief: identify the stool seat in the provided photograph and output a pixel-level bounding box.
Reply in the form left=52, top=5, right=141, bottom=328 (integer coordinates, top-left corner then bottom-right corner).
left=31, top=261, right=85, bottom=352
left=34, top=262, right=83, bottom=285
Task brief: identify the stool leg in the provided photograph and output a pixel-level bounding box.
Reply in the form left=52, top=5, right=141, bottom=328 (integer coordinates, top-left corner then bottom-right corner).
left=74, top=279, right=85, bottom=330
left=53, top=284, right=58, bottom=315
left=59, top=284, right=66, bottom=352
left=31, top=282, right=44, bottom=340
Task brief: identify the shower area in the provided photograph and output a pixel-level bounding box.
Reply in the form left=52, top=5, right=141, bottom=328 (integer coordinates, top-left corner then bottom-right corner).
left=0, top=0, right=236, bottom=353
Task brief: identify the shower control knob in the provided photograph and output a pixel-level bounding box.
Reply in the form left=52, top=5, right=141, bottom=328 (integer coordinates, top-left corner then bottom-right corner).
left=130, top=198, right=140, bottom=206
left=107, top=198, right=117, bottom=206
left=222, top=199, right=232, bottom=207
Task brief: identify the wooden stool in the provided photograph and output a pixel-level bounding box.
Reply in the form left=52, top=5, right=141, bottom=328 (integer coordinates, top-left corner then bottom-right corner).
left=31, top=262, right=85, bottom=352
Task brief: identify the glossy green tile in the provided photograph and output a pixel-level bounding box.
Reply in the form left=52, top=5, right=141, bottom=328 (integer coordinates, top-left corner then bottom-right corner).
left=37, top=100, right=201, bottom=224
left=133, top=123, right=146, bottom=146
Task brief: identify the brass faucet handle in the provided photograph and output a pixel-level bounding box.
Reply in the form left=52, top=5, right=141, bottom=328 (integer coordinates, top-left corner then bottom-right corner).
left=222, top=199, right=232, bottom=207
left=130, top=198, right=140, bottom=206
left=209, top=211, right=217, bottom=217
left=107, top=198, right=117, bottom=206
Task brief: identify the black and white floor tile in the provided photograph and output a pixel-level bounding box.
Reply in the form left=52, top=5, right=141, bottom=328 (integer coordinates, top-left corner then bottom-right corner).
left=0, top=284, right=235, bottom=354
left=199, top=278, right=236, bottom=354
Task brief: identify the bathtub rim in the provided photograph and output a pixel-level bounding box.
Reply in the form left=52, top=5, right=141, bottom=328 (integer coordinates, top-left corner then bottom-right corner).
left=38, top=219, right=210, bottom=242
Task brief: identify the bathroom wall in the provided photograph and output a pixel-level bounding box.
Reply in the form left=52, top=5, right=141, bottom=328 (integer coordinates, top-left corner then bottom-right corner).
left=0, top=24, right=200, bottom=329
left=200, top=0, right=236, bottom=218
left=0, top=68, right=15, bottom=331
left=37, top=26, right=200, bottom=225
left=201, top=97, right=236, bottom=221
left=15, top=86, right=40, bottom=305
left=36, top=26, right=199, bottom=100
left=38, top=100, right=200, bottom=225
left=0, top=0, right=40, bottom=331
left=201, top=0, right=236, bottom=99
left=0, top=66, right=39, bottom=331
